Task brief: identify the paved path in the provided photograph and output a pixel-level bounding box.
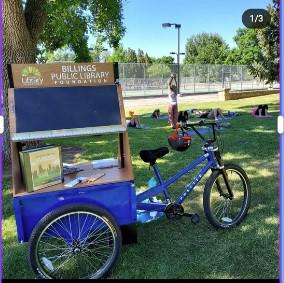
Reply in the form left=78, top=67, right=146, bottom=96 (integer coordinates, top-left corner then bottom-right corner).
left=124, top=93, right=220, bottom=108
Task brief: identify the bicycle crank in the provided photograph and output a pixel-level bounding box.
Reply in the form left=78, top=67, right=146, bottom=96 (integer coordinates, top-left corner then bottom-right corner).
left=165, top=203, right=184, bottom=219
left=165, top=203, right=200, bottom=224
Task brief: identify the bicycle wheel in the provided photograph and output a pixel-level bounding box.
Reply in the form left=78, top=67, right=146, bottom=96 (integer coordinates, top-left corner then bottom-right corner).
left=28, top=203, right=121, bottom=279
left=203, top=164, right=251, bottom=228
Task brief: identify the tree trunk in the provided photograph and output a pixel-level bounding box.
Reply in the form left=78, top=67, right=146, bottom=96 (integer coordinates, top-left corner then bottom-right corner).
left=2, top=0, right=47, bottom=167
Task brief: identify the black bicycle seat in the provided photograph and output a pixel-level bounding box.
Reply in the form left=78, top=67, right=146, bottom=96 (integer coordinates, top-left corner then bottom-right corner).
left=139, top=147, right=169, bottom=166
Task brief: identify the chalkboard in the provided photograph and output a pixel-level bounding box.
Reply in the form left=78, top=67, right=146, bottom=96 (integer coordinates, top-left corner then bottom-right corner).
left=12, top=85, right=124, bottom=138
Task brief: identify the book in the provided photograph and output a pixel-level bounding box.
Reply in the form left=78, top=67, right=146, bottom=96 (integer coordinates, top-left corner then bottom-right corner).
left=19, top=145, right=63, bottom=192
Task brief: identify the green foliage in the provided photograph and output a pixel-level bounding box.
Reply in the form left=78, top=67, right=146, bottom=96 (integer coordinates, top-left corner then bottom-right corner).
left=147, top=64, right=171, bottom=78
left=184, top=33, right=230, bottom=65
left=154, top=56, right=175, bottom=65
left=137, top=49, right=146, bottom=63
left=38, top=0, right=125, bottom=62
left=125, top=48, right=137, bottom=63
left=250, top=0, right=280, bottom=83
left=227, top=1, right=280, bottom=84
left=144, top=53, right=152, bottom=64
left=107, top=45, right=126, bottom=62
left=225, top=28, right=261, bottom=65
left=42, top=46, right=76, bottom=63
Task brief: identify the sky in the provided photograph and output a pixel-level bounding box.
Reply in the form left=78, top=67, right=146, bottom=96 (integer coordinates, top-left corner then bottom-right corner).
left=90, top=0, right=272, bottom=61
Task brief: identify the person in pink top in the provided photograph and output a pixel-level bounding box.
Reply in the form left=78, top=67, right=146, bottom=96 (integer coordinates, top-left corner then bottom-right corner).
left=168, top=73, right=178, bottom=128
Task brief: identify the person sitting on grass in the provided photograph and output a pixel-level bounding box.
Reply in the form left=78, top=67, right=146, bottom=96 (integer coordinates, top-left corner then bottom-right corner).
left=178, top=110, right=189, bottom=123
left=252, top=104, right=269, bottom=117
left=127, top=111, right=142, bottom=128
left=151, top=109, right=160, bottom=119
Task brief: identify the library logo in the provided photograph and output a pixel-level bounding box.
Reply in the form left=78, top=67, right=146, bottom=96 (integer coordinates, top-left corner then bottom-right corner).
left=21, top=66, right=43, bottom=86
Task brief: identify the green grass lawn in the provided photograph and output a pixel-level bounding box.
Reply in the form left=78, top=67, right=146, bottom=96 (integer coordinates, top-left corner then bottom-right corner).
left=2, top=94, right=279, bottom=279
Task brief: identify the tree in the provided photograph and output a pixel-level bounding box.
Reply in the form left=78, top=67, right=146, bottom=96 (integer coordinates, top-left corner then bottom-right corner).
left=125, top=48, right=137, bottom=63
left=107, top=45, right=127, bottom=62
left=225, top=28, right=262, bottom=65
left=155, top=56, right=174, bottom=65
left=3, top=0, right=125, bottom=165
left=144, top=53, right=152, bottom=64
left=42, top=46, right=76, bottom=63
left=250, top=0, right=280, bottom=83
left=137, top=49, right=145, bottom=63
left=147, top=64, right=171, bottom=78
left=184, top=33, right=230, bottom=64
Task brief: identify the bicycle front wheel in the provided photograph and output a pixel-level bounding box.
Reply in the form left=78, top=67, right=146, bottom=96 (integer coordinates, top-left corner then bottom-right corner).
left=28, top=203, right=121, bottom=279
left=203, top=164, right=251, bottom=228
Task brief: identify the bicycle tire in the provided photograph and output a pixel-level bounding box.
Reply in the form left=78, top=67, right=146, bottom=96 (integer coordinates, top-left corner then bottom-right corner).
left=28, top=203, right=122, bottom=279
left=203, top=164, right=251, bottom=228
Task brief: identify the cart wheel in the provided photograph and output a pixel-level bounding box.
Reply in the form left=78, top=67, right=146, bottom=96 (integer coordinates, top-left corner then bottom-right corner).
left=28, top=203, right=121, bottom=279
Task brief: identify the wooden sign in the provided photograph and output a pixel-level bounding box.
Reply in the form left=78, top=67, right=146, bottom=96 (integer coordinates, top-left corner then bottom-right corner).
left=10, top=63, right=116, bottom=88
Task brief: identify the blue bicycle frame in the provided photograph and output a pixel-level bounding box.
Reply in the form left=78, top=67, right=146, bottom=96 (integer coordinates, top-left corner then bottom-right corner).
left=136, top=147, right=219, bottom=212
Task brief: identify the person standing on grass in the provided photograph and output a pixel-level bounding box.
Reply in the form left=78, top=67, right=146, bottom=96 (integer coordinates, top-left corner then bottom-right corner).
left=168, top=73, right=178, bottom=128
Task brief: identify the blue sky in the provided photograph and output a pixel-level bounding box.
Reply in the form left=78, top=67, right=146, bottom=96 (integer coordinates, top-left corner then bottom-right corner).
left=90, top=0, right=272, bottom=60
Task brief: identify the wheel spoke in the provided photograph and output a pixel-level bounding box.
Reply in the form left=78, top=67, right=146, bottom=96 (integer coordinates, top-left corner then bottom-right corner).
left=32, top=208, right=119, bottom=279
left=205, top=166, right=250, bottom=228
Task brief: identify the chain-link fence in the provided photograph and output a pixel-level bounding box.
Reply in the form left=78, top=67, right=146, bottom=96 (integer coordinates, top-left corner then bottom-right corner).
left=118, top=63, right=279, bottom=97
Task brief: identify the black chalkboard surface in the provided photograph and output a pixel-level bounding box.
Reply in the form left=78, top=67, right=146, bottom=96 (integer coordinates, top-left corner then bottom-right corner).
left=14, top=85, right=122, bottom=134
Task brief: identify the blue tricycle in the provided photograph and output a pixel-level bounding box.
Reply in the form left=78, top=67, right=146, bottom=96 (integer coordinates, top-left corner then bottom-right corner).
left=25, top=119, right=251, bottom=279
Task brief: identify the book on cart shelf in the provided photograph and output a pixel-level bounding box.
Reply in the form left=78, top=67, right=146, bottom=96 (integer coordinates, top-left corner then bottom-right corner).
left=19, top=145, right=63, bottom=193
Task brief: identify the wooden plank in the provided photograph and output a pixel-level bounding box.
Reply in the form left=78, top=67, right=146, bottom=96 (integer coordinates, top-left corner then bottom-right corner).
left=11, top=142, right=24, bottom=196
left=11, top=125, right=127, bottom=142
left=11, top=63, right=115, bottom=88
left=117, top=84, right=127, bottom=128
left=13, top=162, right=134, bottom=197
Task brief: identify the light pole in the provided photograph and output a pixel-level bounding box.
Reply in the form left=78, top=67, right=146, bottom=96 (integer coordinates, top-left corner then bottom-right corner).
left=170, top=51, right=185, bottom=62
left=162, top=22, right=182, bottom=94
left=170, top=52, right=185, bottom=95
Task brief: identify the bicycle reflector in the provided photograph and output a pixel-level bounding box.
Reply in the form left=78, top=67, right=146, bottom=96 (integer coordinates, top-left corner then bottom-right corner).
left=168, top=125, right=191, bottom=152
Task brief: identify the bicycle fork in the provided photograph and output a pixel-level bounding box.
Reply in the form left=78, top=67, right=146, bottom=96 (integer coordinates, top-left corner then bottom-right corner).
left=211, top=149, right=234, bottom=199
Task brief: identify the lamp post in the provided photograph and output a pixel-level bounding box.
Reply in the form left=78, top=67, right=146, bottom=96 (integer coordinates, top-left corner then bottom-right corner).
left=162, top=22, right=182, bottom=94
left=170, top=51, right=185, bottom=62
left=170, top=52, right=185, bottom=95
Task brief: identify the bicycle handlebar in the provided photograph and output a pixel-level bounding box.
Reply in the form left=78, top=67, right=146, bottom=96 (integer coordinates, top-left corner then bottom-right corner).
left=179, top=119, right=218, bottom=144
left=184, top=119, right=217, bottom=128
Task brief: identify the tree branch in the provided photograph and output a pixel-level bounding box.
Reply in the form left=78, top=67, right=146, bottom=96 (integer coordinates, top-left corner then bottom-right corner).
left=24, top=0, right=48, bottom=43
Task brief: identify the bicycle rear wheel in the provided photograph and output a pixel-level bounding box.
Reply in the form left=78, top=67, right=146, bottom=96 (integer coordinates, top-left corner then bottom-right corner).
left=28, top=203, right=121, bottom=279
left=203, top=164, right=251, bottom=228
